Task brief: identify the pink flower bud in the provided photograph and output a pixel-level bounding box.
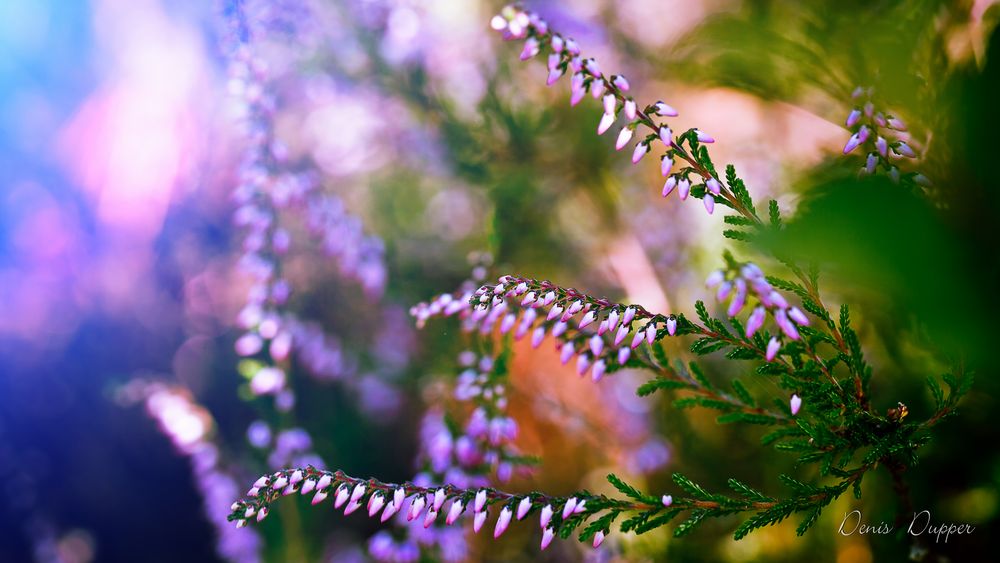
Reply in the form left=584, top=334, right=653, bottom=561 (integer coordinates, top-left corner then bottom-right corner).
left=433, top=488, right=446, bottom=511
left=876, top=136, right=888, bottom=157
left=614, top=325, right=629, bottom=346
left=790, top=393, right=802, bottom=416
left=490, top=15, right=507, bottom=30
left=423, top=509, right=438, bottom=528
left=546, top=304, right=565, bottom=321
left=866, top=152, right=878, bottom=174
left=646, top=324, right=657, bottom=343
left=624, top=99, right=637, bottom=120
left=662, top=494, right=673, bottom=507
left=475, top=489, right=488, bottom=512
left=517, top=497, right=532, bottom=520
left=593, top=531, right=606, bottom=548
left=659, top=126, right=673, bottom=146
left=894, top=141, right=916, bottom=158
left=661, top=156, right=674, bottom=177
left=706, top=178, right=721, bottom=195
left=560, top=341, right=575, bottom=364
left=612, top=75, right=630, bottom=92
left=584, top=58, right=601, bottom=77
left=765, top=336, right=781, bottom=361
left=547, top=68, right=562, bottom=86
left=590, top=334, right=604, bottom=356
left=474, top=510, right=488, bottom=533
left=368, top=494, right=385, bottom=517
left=551, top=35, right=565, bottom=53
left=632, top=142, right=648, bottom=163
left=520, top=38, right=540, bottom=60
left=655, top=101, right=679, bottom=117
left=745, top=306, right=766, bottom=338
left=531, top=326, right=546, bottom=348
left=541, top=527, right=555, bottom=550
left=334, top=485, right=350, bottom=508
left=591, top=359, right=607, bottom=382
left=857, top=125, right=871, bottom=143
left=788, top=307, right=809, bottom=326
left=446, top=500, right=464, bottom=525
left=257, top=507, right=268, bottom=522
left=576, top=353, right=591, bottom=376
left=704, top=194, right=715, bottom=214
left=631, top=330, right=646, bottom=349
left=579, top=310, right=597, bottom=328
left=617, top=347, right=631, bottom=365
left=562, top=497, right=578, bottom=519
left=590, top=80, right=605, bottom=98
left=887, top=117, right=907, bottom=131
left=597, top=112, right=615, bottom=135
left=678, top=178, right=691, bottom=200
left=662, top=176, right=677, bottom=197
left=602, top=94, right=616, bottom=115
left=615, top=127, right=633, bottom=150
left=494, top=507, right=513, bottom=538
left=409, top=496, right=426, bottom=521
left=666, top=317, right=677, bottom=336
left=694, top=129, right=715, bottom=143
left=344, top=499, right=362, bottom=515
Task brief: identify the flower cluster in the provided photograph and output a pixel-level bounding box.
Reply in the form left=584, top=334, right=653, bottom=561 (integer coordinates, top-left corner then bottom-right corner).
left=705, top=262, right=811, bottom=361
left=229, top=468, right=667, bottom=552
left=842, top=86, right=930, bottom=187
left=492, top=5, right=742, bottom=217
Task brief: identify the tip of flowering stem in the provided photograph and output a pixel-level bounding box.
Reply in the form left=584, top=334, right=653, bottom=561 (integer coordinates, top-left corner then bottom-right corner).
left=790, top=394, right=803, bottom=416
left=662, top=494, right=673, bottom=507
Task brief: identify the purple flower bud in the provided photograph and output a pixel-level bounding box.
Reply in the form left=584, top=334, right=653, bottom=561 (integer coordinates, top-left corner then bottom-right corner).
left=889, top=166, right=900, bottom=183
left=851, top=86, right=865, bottom=99
left=694, top=129, right=715, bottom=143
left=597, top=112, right=615, bottom=135
left=662, top=494, right=673, bottom=507
left=678, top=178, right=691, bottom=200
left=662, top=176, right=677, bottom=197
left=887, top=117, right=907, bottom=131
left=618, top=347, right=631, bottom=365
left=591, top=359, right=607, bottom=382
left=235, top=333, right=263, bottom=356
left=344, top=499, right=362, bottom=515
left=612, top=75, right=630, bottom=92
left=666, top=317, right=677, bottom=336
left=775, top=309, right=800, bottom=340
left=500, top=314, right=517, bottom=334
left=866, top=152, right=878, bottom=174
left=607, top=309, right=620, bottom=331
left=516, top=497, right=532, bottom=520
left=843, top=133, right=862, bottom=154
left=630, top=330, right=646, bottom=349
left=593, top=531, right=606, bottom=548
left=655, top=101, right=679, bottom=117
left=864, top=102, right=874, bottom=117
left=576, top=353, right=592, bottom=376
left=257, top=507, right=268, bottom=522
left=495, top=507, right=513, bottom=538
left=875, top=112, right=887, bottom=127
left=273, top=475, right=289, bottom=489
left=546, top=304, right=565, bottom=322
left=746, top=306, right=766, bottom=338
left=521, top=291, right=536, bottom=306
left=433, top=488, right=446, bottom=511
left=790, top=394, right=802, bottom=416
left=579, top=310, right=597, bottom=328
left=716, top=281, right=733, bottom=301
left=409, top=496, right=426, bottom=521
left=381, top=500, right=400, bottom=522
left=254, top=476, right=270, bottom=488
left=541, top=527, right=555, bottom=550
left=659, top=126, right=673, bottom=146
left=624, top=99, right=637, bottom=120
left=584, top=58, right=601, bottom=77
left=540, top=505, right=553, bottom=529
left=661, top=156, right=674, bottom=177
left=706, top=178, right=721, bottom=195
left=894, top=141, right=916, bottom=158
left=632, top=142, right=648, bottom=164
left=846, top=109, right=862, bottom=128
left=590, top=80, right=605, bottom=99
left=548, top=53, right=561, bottom=71
left=704, top=194, right=715, bottom=214
left=913, top=174, right=931, bottom=187
left=615, top=127, right=633, bottom=150
left=565, top=38, right=580, bottom=55
left=423, top=509, right=438, bottom=528
left=490, top=15, right=507, bottom=30
left=876, top=136, right=888, bottom=157
left=570, top=80, right=586, bottom=106
left=766, top=336, right=781, bottom=362
left=301, top=479, right=316, bottom=495
left=857, top=125, right=871, bottom=143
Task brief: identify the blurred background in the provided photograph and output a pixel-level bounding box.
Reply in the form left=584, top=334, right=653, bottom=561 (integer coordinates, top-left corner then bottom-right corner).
left=1, top=0, right=998, bottom=561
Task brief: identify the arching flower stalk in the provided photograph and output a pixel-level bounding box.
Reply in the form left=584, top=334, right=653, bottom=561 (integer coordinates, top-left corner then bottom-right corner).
left=843, top=86, right=931, bottom=187
left=491, top=5, right=757, bottom=220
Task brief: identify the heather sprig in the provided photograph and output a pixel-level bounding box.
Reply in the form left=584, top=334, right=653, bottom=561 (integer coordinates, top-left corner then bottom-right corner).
left=843, top=86, right=932, bottom=188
